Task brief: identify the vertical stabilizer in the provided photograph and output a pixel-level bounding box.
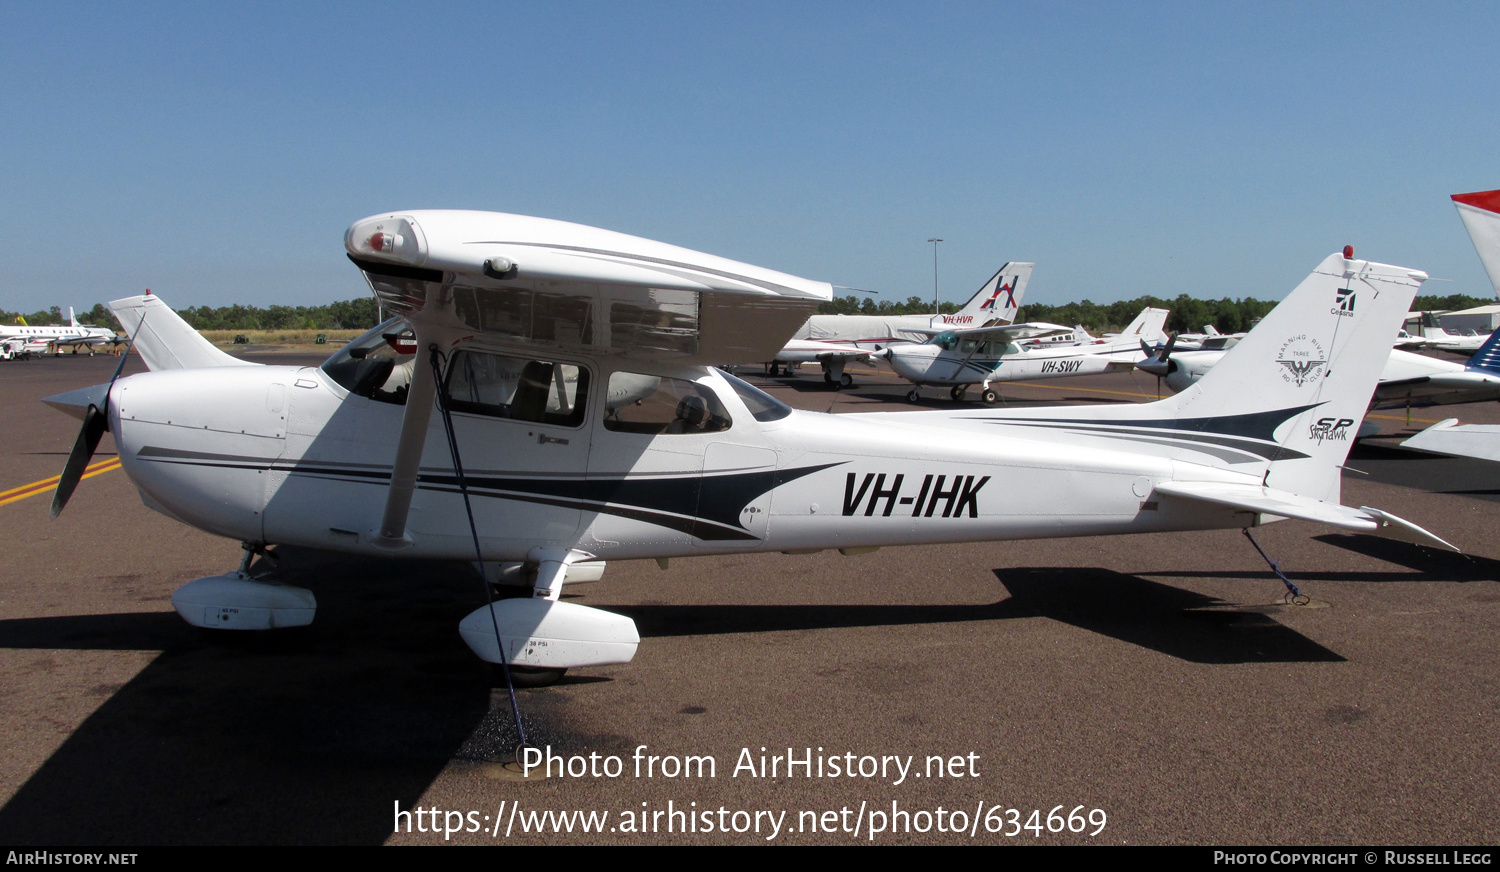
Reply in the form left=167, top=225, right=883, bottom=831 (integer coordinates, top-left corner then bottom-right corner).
left=1452, top=189, right=1500, bottom=295
left=1173, top=252, right=1425, bottom=502
left=1464, top=326, right=1500, bottom=374
left=1116, top=307, right=1170, bottom=343
left=109, top=295, right=255, bottom=371
left=955, top=262, right=1033, bottom=326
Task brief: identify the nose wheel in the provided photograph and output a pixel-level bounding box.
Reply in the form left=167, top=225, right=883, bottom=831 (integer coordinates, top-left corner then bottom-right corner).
left=906, top=388, right=921, bottom=403
left=981, top=389, right=999, bottom=405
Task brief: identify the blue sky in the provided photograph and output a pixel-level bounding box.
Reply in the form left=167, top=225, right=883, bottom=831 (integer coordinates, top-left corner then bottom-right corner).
left=3, top=2, right=1497, bottom=313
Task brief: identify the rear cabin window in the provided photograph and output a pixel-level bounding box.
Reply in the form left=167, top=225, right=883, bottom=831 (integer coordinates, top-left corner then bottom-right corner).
left=445, top=350, right=589, bottom=427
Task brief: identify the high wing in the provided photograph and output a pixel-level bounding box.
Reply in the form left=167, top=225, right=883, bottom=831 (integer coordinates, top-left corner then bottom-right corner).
left=902, top=322, right=1075, bottom=342
left=344, top=210, right=834, bottom=547
left=346, top=211, right=830, bottom=365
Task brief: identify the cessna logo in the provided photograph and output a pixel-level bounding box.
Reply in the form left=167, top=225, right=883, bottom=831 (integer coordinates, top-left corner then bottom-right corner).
left=1308, top=417, right=1354, bottom=444
left=1276, top=335, right=1327, bottom=388
left=1333, top=287, right=1355, bottom=318
left=842, top=472, right=989, bottom=518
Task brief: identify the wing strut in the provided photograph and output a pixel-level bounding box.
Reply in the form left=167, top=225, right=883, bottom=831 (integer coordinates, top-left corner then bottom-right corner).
left=372, top=335, right=439, bottom=548
left=425, top=344, right=531, bottom=754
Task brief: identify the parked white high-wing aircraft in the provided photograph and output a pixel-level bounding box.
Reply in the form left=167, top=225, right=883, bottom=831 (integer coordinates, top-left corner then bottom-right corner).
left=1402, top=418, right=1500, bottom=463
left=1386, top=190, right=1500, bottom=462
left=1140, top=192, right=1500, bottom=410
left=1138, top=328, right=1500, bottom=410
left=884, top=307, right=1169, bottom=403
left=45, top=211, right=1452, bottom=688
left=1419, top=325, right=1489, bottom=355
left=0, top=307, right=119, bottom=355
left=1412, top=189, right=1500, bottom=355
left=770, top=263, right=1033, bottom=386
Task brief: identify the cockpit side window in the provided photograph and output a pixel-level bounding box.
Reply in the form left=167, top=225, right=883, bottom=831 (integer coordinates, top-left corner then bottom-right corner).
left=603, top=372, right=731, bottom=435
left=445, top=350, right=589, bottom=427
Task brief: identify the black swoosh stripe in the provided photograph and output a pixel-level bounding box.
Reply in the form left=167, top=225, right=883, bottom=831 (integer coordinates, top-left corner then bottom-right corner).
left=135, top=447, right=840, bottom=542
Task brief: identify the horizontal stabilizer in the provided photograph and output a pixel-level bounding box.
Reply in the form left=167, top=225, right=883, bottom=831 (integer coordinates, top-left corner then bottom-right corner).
left=903, top=323, right=1071, bottom=341
left=1356, top=506, right=1461, bottom=552
left=1402, top=418, right=1500, bottom=463
left=1153, top=481, right=1378, bottom=530
left=1153, top=480, right=1458, bottom=551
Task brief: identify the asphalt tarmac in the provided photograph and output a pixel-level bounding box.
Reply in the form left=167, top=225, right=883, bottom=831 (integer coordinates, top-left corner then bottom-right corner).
left=0, top=351, right=1496, bottom=846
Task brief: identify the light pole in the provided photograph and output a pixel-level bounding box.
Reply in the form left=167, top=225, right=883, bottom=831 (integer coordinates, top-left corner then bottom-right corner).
left=927, top=238, right=943, bottom=313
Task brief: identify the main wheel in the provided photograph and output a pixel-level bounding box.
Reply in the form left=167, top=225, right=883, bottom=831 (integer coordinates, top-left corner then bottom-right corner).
left=495, top=664, right=568, bottom=688
left=981, top=389, right=999, bottom=405
left=839, top=373, right=853, bottom=388
left=906, top=388, right=921, bottom=403
left=950, top=385, right=967, bottom=402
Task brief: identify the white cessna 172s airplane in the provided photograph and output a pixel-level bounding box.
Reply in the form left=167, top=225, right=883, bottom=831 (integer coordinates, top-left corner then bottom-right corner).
left=44, top=211, right=1455, bottom=688
left=884, top=307, right=1169, bottom=403
left=770, top=262, right=1033, bottom=387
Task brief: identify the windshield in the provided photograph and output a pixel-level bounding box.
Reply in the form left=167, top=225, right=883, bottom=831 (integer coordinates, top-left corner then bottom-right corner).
left=718, top=369, right=792, bottom=422
left=927, top=330, right=958, bottom=350
left=320, top=317, right=417, bottom=404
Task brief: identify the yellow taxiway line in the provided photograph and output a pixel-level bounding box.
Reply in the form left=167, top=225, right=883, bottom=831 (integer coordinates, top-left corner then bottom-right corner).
left=0, top=457, right=122, bottom=507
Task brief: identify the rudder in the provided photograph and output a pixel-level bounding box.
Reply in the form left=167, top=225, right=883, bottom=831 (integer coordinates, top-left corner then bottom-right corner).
left=109, top=295, right=254, bottom=371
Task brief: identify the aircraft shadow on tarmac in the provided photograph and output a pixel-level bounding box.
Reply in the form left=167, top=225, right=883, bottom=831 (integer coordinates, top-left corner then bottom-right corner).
left=1347, top=440, right=1500, bottom=504
left=990, top=567, right=1343, bottom=665
left=0, top=554, right=501, bottom=846
left=1310, top=534, right=1500, bottom=580
left=0, top=559, right=1337, bottom=845
left=621, top=566, right=1340, bottom=665
left=1146, top=535, right=1500, bottom=582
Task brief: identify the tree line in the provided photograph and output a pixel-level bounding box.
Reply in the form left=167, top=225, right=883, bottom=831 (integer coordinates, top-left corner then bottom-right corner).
left=816, top=292, right=1494, bottom=334
left=0, top=298, right=382, bottom=334
left=3, top=291, right=1492, bottom=337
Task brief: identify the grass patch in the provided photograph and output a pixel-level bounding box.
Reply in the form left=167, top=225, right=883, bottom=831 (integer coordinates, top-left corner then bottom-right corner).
left=200, top=329, right=365, bottom=348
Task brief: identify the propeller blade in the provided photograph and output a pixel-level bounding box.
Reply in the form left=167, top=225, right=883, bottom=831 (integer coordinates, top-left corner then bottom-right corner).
left=1161, top=333, right=1177, bottom=361
left=49, top=309, right=146, bottom=519
left=51, top=405, right=107, bottom=519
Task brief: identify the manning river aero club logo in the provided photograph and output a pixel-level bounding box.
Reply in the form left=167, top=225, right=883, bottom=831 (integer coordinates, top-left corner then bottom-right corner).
left=1276, top=335, right=1327, bottom=388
